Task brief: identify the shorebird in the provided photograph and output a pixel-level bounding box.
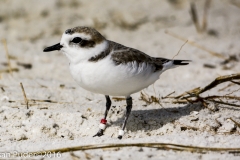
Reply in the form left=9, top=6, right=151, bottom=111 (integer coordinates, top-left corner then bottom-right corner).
left=43, top=26, right=190, bottom=139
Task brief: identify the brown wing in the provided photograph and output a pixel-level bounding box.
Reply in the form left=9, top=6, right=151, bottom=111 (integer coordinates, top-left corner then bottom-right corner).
left=110, top=41, right=163, bottom=71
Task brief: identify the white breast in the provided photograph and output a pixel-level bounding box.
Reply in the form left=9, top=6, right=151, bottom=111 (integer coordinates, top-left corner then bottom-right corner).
left=69, top=55, right=161, bottom=96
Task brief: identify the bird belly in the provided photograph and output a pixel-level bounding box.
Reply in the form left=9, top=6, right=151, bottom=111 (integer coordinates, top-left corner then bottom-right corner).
left=70, top=57, right=160, bottom=96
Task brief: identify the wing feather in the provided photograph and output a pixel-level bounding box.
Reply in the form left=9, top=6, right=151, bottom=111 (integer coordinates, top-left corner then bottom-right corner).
left=109, top=41, right=163, bottom=72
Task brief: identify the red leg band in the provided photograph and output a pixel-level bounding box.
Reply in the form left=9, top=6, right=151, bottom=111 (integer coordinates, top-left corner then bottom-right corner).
left=100, top=119, right=107, bottom=124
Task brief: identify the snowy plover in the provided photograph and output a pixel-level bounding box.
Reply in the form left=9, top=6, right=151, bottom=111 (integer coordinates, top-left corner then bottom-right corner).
left=43, top=26, right=190, bottom=139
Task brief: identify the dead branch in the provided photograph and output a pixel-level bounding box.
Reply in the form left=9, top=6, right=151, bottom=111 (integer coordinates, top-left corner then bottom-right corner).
left=176, top=74, right=240, bottom=97
left=159, top=73, right=240, bottom=108
left=197, top=73, right=240, bottom=95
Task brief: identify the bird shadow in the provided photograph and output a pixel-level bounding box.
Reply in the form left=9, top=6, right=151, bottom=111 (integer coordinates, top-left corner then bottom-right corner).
left=111, top=103, right=203, bottom=132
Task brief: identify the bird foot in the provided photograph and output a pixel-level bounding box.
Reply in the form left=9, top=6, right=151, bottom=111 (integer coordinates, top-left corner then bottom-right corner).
left=117, top=130, right=124, bottom=139
left=93, top=129, right=104, bottom=137
left=117, top=135, right=122, bottom=139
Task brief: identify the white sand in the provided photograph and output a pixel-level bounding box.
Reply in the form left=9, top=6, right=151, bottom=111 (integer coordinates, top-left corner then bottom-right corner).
left=0, top=0, right=240, bottom=159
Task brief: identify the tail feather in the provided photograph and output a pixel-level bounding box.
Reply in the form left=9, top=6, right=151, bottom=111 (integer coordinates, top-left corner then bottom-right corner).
left=156, top=58, right=191, bottom=66
left=173, top=60, right=191, bottom=65
left=160, top=59, right=191, bottom=71
left=155, top=58, right=191, bottom=71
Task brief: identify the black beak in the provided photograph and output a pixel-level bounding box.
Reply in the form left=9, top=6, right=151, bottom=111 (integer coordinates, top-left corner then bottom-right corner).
left=43, top=43, right=63, bottom=52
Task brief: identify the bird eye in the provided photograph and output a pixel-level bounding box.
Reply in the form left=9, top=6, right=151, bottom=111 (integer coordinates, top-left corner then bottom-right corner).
left=71, top=37, right=82, bottom=43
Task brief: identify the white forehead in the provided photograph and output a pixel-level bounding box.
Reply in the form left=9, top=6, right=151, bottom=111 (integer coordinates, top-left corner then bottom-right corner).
left=60, top=32, right=91, bottom=45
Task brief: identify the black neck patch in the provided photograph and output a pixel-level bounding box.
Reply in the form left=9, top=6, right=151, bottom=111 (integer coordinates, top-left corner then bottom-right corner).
left=88, top=42, right=110, bottom=62
left=88, top=51, right=109, bottom=62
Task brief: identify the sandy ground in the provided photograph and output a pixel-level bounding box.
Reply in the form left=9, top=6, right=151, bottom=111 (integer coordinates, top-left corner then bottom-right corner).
left=0, top=0, right=240, bottom=159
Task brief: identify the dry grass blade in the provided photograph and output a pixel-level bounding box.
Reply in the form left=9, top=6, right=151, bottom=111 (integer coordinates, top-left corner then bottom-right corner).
left=202, top=0, right=212, bottom=32
left=230, top=0, right=240, bottom=8
left=30, top=99, right=58, bottom=103
left=1, top=39, right=12, bottom=75
left=162, top=91, right=175, bottom=99
left=229, top=118, right=240, bottom=128
left=70, top=152, right=81, bottom=160
left=140, top=91, right=150, bottom=103
left=8, top=99, right=69, bottom=105
left=139, top=91, right=161, bottom=104
left=20, top=82, right=29, bottom=109
left=218, top=83, right=234, bottom=91
left=0, top=68, right=19, bottom=73
left=172, top=40, right=188, bottom=60
left=190, top=2, right=201, bottom=33
left=172, top=100, right=189, bottom=104
left=165, top=30, right=227, bottom=59
left=180, top=125, right=199, bottom=131
left=150, top=95, right=160, bottom=104
left=225, top=88, right=240, bottom=96
left=190, top=0, right=211, bottom=33
left=174, top=87, right=200, bottom=99
left=26, top=143, right=240, bottom=156
left=112, top=97, right=126, bottom=101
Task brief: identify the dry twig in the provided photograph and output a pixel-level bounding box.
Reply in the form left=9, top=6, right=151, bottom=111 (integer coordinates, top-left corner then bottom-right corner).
left=160, top=73, right=240, bottom=108
left=190, top=0, right=212, bottom=33
left=218, top=83, right=235, bottom=91
left=197, top=74, right=240, bottom=95
left=229, top=118, right=240, bottom=128
left=0, top=68, right=19, bottom=73
left=174, top=73, right=240, bottom=107
left=162, top=91, right=175, bottom=99
left=190, top=2, right=201, bottom=33
left=172, top=40, right=188, bottom=60
left=231, top=81, right=240, bottom=86
left=20, top=82, right=29, bottom=109
left=25, top=143, right=240, bottom=156
left=1, top=39, right=12, bottom=75
left=139, top=92, right=160, bottom=104
left=202, top=0, right=212, bottom=32
left=112, top=97, right=125, bottom=101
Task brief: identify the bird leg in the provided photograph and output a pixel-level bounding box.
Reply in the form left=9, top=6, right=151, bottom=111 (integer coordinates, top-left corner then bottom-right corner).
left=118, top=96, right=132, bottom=139
left=93, top=95, right=111, bottom=137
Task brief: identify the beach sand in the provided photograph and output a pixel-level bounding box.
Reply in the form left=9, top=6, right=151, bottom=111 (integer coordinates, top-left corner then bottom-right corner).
left=0, top=0, right=240, bottom=159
